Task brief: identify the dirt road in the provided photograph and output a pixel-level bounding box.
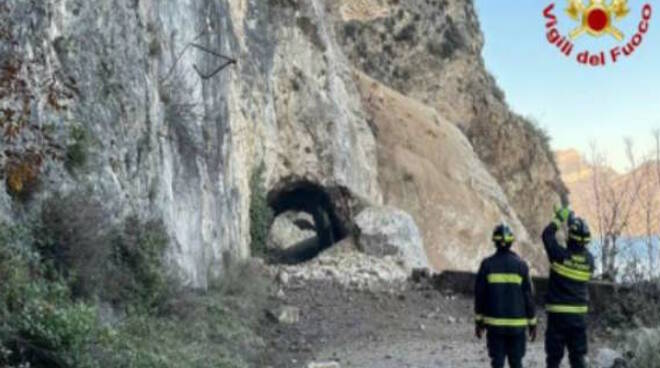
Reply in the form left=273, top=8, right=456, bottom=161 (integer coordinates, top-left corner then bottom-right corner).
left=260, top=279, right=606, bottom=368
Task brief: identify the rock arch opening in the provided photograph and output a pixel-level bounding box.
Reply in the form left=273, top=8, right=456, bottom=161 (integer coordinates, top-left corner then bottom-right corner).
left=266, top=181, right=348, bottom=264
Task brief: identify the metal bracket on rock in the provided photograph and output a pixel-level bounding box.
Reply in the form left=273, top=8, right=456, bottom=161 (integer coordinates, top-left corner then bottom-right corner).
left=191, top=43, right=236, bottom=80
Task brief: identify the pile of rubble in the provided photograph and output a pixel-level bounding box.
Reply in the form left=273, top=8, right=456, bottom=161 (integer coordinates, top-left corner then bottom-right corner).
left=271, top=250, right=410, bottom=292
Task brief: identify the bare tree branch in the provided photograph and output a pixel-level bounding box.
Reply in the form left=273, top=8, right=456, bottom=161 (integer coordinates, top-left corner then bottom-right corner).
left=590, top=136, right=660, bottom=279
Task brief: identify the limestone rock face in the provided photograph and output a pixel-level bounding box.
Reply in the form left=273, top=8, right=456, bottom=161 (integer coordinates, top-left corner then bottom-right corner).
left=266, top=1, right=382, bottom=203
left=355, top=206, right=429, bottom=271
left=1, top=0, right=561, bottom=285
left=0, top=0, right=381, bottom=288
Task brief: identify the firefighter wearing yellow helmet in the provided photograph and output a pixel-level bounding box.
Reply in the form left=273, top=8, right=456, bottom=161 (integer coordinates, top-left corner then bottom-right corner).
left=542, top=206, right=595, bottom=368
left=475, top=224, right=537, bottom=368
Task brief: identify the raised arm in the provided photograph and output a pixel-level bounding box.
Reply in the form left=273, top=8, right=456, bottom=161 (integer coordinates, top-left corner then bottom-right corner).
left=542, top=206, right=572, bottom=262
left=542, top=222, right=567, bottom=262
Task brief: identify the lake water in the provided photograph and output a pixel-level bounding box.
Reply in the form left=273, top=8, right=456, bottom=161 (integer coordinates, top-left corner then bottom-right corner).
left=588, top=236, right=660, bottom=280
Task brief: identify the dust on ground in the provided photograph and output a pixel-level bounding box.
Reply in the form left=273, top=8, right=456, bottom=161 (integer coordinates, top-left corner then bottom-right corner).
left=259, top=278, right=608, bottom=368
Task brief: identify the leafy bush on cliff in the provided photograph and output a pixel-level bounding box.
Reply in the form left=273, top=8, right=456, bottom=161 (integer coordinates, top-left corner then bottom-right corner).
left=105, top=215, right=172, bottom=310
left=0, top=223, right=104, bottom=368
left=35, top=194, right=112, bottom=299
left=65, top=125, right=89, bottom=173
left=0, top=194, right=173, bottom=366
left=249, top=163, right=274, bottom=257
left=96, top=262, right=269, bottom=368
left=1, top=197, right=268, bottom=368
left=0, top=233, right=261, bottom=367
left=34, top=195, right=172, bottom=310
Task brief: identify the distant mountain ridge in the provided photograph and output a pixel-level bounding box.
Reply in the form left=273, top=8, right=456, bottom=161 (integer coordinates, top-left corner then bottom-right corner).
left=556, top=149, right=660, bottom=237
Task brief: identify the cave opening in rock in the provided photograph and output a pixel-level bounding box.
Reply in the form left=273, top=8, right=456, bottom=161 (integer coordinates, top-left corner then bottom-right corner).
left=266, top=181, right=348, bottom=264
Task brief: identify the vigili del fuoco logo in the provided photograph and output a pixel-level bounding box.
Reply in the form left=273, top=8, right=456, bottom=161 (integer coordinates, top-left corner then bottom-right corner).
left=544, top=0, right=652, bottom=66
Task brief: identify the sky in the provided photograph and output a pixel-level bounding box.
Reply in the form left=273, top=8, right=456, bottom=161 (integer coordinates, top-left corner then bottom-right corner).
left=474, top=0, right=660, bottom=171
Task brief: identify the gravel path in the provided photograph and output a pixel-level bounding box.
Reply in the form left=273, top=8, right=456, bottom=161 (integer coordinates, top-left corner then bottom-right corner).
left=260, top=279, right=607, bottom=368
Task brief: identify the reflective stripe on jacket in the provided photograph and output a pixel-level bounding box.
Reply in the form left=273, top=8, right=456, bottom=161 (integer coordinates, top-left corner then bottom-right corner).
left=542, top=222, right=595, bottom=314
left=474, top=249, right=536, bottom=332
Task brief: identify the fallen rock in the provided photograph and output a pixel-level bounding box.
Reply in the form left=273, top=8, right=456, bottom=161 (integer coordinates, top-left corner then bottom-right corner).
left=268, top=211, right=316, bottom=250
left=279, top=306, right=300, bottom=324
left=355, top=206, right=429, bottom=270
left=307, top=362, right=340, bottom=368
left=595, top=348, right=624, bottom=368
left=411, top=268, right=431, bottom=283
left=276, top=270, right=290, bottom=286
left=267, top=306, right=301, bottom=325
left=275, top=239, right=410, bottom=291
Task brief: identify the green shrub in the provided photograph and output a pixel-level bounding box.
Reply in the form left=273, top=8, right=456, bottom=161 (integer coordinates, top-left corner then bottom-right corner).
left=1, top=199, right=265, bottom=367
left=95, top=306, right=252, bottom=368
left=34, top=194, right=111, bottom=299
left=0, top=223, right=104, bottom=368
left=92, top=261, right=271, bottom=368
left=106, top=216, right=172, bottom=310
left=249, top=163, right=273, bottom=257
left=33, top=194, right=172, bottom=311
left=597, top=281, right=660, bottom=330
left=65, top=125, right=89, bottom=173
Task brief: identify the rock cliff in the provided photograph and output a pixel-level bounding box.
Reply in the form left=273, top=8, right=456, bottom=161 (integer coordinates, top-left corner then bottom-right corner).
left=333, top=0, right=566, bottom=240
left=1, top=0, right=561, bottom=286
left=354, top=71, right=546, bottom=273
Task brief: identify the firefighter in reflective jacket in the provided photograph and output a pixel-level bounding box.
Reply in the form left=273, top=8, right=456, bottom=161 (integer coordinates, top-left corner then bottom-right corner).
left=542, top=206, right=595, bottom=368
left=475, top=224, right=537, bottom=368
